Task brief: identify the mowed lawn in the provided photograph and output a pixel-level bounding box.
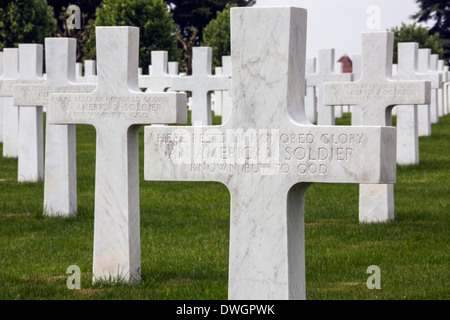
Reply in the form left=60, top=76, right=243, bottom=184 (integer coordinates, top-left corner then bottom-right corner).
left=0, top=112, right=448, bottom=300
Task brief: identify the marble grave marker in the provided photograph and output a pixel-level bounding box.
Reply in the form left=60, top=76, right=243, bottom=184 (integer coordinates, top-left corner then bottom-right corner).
left=144, top=7, right=397, bottom=299
left=14, top=38, right=96, bottom=216
left=306, top=48, right=352, bottom=125
left=48, top=27, right=187, bottom=283
left=0, top=49, right=20, bottom=157
left=14, top=44, right=45, bottom=182
left=171, top=47, right=229, bottom=125
left=324, top=32, right=431, bottom=223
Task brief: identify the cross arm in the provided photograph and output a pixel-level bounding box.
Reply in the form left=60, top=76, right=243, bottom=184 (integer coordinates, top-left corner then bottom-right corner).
left=144, top=124, right=397, bottom=185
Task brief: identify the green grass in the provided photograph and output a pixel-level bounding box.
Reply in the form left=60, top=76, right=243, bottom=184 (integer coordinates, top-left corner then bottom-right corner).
left=0, top=111, right=448, bottom=300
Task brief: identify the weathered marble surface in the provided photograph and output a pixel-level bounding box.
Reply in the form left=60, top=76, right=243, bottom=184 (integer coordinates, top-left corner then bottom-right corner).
left=324, top=32, right=430, bottom=223
left=48, top=27, right=187, bottom=283
left=144, top=7, right=396, bottom=299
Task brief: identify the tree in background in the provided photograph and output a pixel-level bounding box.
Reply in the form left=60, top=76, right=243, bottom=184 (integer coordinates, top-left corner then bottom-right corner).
left=0, top=0, right=56, bottom=50
left=47, top=0, right=102, bottom=61
left=167, top=0, right=254, bottom=73
left=166, top=0, right=254, bottom=45
left=83, top=0, right=180, bottom=70
left=411, top=0, right=450, bottom=63
left=390, top=23, right=445, bottom=64
left=202, top=4, right=234, bottom=69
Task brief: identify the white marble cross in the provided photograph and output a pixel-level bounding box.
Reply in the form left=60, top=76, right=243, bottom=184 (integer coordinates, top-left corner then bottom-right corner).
left=171, top=47, right=229, bottom=125
left=14, top=38, right=96, bottom=216
left=306, top=48, right=353, bottom=125
left=139, top=51, right=174, bottom=92
left=14, top=44, right=46, bottom=182
left=418, top=49, right=440, bottom=126
left=305, top=58, right=317, bottom=123
left=0, top=48, right=20, bottom=157
left=324, top=32, right=431, bottom=223
left=431, top=54, right=446, bottom=118
left=48, top=27, right=187, bottom=283
left=391, top=42, right=422, bottom=165
left=144, top=7, right=396, bottom=300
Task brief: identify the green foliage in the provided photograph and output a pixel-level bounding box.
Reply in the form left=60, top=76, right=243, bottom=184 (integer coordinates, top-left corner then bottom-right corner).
left=0, top=0, right=56, bottom=50
left=390, top=23, right=445, bottom=64
left=0, top=112, right=449, bottom=299
left=83, top=0, right=180, bottom=69
left=166, top=0, right=254, bottom=44
left=411, top=0, right=450, bottom=62
left=202, top=4, right=234, bottom=69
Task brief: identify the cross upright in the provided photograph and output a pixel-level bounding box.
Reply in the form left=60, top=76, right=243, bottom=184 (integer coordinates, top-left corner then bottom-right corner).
left=306, top=48, right=353, bottom=125
left=14, top=38, right=96, bottom=216
left=144, top=7, right=396, bottom=300
left=14, top=44, right=46, bottom=182
left=139, top=51, right=174, bottom=92
left=324, top=32, right=431, bottom=223
left=391, top=42, right=421, bottom=165
left=171, top=47, right=230, bottom=125
left=220, top=55, right=232, bottom=124
left=0, top=48, right=38, bottom=158
left=48, top=27, right=187, bottom=283
left=305, top=58, right=317, bottom=123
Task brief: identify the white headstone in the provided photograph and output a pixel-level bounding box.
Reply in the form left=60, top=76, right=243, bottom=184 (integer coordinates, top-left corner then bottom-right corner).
left=139, top=51, right=173, bottom=92
left=431, top=54, right=445, bottom=118
left=14, top=38, right=96, bottom=216
left=306, top=49, right=353, bottom=125
left=324, top=32, right=431, bottom=223
left=417, top=49, right=442, bottom=136
left=144, top=7, right=396, bottom=300
left=171, top=47, right=229, bottom=125
left=392, top=43, right=421, bottom=165
left=48, top=27, right=187, bottom=283
left=418, top=49, right=440, bottom=125
left=305, top=58, right=317, bottom=123
left=0, top=48, right=19, bottom=157
left=14, top=44, right=45, bottom=182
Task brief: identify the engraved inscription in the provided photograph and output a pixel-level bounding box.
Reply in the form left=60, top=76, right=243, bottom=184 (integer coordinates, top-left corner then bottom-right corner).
left=156, top=129, right=366, bottom=176
left=54, top=96, right=170, bottom=120
left=16, top=85, right=94, bottom=105
left=0, top=79, right=44, bottom=96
